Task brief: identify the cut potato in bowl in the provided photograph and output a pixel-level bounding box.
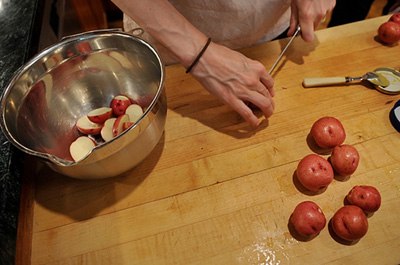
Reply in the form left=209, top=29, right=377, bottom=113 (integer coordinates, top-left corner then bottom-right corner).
left=110, top=95, right=131, bottom=116
left=87, top=107, right=113, bottom=124
left=101, top=117, right=116, bottom=142
left=123, top=121, right=134, bottom=131
left=125, top=104, right=144, bottom=123
left=112, top=114, right=130, bottom=137
left=71, top=94, right=148, bottom=154
left=76, top=115, right=103, bottom=135
left=69, top=136, right=96, bottom=162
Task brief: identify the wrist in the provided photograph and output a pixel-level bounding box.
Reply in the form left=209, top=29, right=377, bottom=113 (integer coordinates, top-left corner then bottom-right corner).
left=185, top=37, right=212, bottom=73
left=176, top=34, right=209, bottom=68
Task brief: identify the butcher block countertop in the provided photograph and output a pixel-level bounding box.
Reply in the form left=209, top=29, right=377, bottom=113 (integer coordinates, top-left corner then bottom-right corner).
left=18, top=15, right=400, bottom=265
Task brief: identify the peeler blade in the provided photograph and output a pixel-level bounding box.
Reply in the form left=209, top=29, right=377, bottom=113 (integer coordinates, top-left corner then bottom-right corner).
left=268, top=25, right=301, bottom=75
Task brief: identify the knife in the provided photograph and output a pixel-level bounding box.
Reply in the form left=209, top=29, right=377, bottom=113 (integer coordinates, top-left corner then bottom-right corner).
left=268, top=25, right=301, bottom=74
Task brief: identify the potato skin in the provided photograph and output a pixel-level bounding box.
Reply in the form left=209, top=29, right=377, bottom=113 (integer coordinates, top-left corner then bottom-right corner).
left=389, top=13, right=400, bottom=25
left=330, top=144, right=360, bottom=176
left=346, top=185, right=381, bottom=213
left=310, top=116, right=346, bottom=149
left=290, top=201, right=326, bottom=238
left=378, top=21, right=400, bottom=45
left=296, top=154, right=334, bottom=192
left=110, top=95, right=131, bottom=116
left=331, top=205, right=368, bottom=241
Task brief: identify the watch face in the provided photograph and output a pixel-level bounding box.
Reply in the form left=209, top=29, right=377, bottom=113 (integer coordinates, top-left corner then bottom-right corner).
left=389, top=100, right=400, bottom=132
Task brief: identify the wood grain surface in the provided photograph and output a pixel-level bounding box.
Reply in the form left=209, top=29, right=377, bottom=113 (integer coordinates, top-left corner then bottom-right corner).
left=20, top=15, right=400, bottom=265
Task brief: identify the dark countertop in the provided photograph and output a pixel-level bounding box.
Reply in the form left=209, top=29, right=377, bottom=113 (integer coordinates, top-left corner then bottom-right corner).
left=0, top=0, right=42, bottom=264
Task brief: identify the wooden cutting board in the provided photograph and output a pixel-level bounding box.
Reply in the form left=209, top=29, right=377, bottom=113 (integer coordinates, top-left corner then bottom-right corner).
left=17, top=15, right=400, bottom=265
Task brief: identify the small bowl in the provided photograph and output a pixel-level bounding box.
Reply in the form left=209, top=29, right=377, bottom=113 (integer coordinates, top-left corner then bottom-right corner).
left=0, top=30, right=166, bottom=179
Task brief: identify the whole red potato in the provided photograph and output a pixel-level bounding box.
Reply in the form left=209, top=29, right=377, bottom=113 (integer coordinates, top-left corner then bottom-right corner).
left=389, top=13, right=400, bottom=25
left=378, top=21, right=400, bottom=45
left=289, top=201, right=326, bottom=239
left=296, top=154, right=334, bottom=192
left=310, top=116, right=346, bottom=149
left=346, top=185, right=381, bottom=213
left=330, top=144, right=360, bottom=176
left=331, top=205, right=368, bottom=241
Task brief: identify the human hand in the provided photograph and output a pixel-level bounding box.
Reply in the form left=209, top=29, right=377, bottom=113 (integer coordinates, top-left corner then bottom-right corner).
left=190, top=42, right=275, bottom=128
left=288, top=0, right=336, bottom=42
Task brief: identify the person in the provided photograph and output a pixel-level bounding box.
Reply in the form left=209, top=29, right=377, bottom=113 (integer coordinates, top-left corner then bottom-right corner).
left=111, top=0, right=336, bottom=128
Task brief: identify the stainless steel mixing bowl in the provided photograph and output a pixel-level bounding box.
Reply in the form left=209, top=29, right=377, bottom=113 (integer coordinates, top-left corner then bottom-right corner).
left=0, top=30, right=166, bottom=179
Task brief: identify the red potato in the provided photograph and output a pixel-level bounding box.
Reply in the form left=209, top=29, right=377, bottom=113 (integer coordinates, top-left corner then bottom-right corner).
left=346, top=185, right=381, bottom=213
left=76, top=115, right=103, bottom=135
left=289, top=201, right=326, bottom=239
left=331, top=205, right=368, bottom=241
left=296, top=154, right=334, bottom=192
left=69, top=136, right=96, bottom=162
left=125, top=104, right=144, bottom=123
left=310, top=116, right=346, bottom=149
left=110, top=95, right=131, bottom=116
left=87, top=107, right=113, bottom=124
left=330, top=144, right=360, bottom=176
left=389, top=13, right=400, bottom=25
left=112, top=114, right=130, bottom=137
left=100, top=118, right=116, bottom=142
left=378, top=21, right=400, bottom=45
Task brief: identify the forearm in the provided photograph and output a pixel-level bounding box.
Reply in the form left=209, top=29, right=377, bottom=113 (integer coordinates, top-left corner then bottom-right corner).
left=112, top=0, right=276, bottom=128
left=112, top=0, right=208, bottom=68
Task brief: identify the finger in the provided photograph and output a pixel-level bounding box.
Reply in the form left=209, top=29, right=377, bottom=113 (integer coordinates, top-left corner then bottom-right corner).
left=299, top=18, right=315, bottom=42
left=229, top=98, right=261, bottom=128
left=262, top=89, right=275, bottom=113
left=288, top=5, right=299, bottom=36
left=314, top=12, right=326, bottom=28
left=251, top=80, right=273, bottom=100
left=260, top=75, right=275, bottom=97
left=253, top=85, right=269, bottom=99
left=321, top=14, right=327, bottom=24
left=267, top=89, right=275, bottom=110
left=329, top=0, right=336, bottom=11
left=245, top=91, right=275, bottom=119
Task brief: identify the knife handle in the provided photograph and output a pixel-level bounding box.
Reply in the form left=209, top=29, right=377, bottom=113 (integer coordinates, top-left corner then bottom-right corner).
left=303, top=77, right=347, bottom=87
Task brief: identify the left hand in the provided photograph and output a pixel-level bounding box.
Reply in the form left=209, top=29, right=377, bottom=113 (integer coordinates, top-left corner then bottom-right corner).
left=191, top=42, right=275, bottom=128
left=288, top=0, right=336, bottom=42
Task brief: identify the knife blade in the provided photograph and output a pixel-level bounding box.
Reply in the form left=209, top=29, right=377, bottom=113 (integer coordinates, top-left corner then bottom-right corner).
left=268, top=26, right=301, bottom=74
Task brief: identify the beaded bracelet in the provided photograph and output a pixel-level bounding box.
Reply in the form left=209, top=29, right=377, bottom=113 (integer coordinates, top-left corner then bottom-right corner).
left=185, top=37, right=212, bottom=73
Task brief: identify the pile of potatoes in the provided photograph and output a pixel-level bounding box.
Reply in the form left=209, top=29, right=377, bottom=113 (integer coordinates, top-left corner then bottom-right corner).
left=69, top=95, right=145, bottom=162
left=289, top=116, right=381, bottom=243
left=378, top=12, right=400, bottom=45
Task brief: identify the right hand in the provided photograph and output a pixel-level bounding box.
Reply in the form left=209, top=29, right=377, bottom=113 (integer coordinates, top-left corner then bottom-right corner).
left=289, top=0, right=336, bottom=42
left=189, top=41, right=275, bottom=128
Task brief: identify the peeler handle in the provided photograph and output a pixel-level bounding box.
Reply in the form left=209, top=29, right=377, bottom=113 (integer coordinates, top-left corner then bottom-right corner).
left=303, top=77, right=347, bottom=87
